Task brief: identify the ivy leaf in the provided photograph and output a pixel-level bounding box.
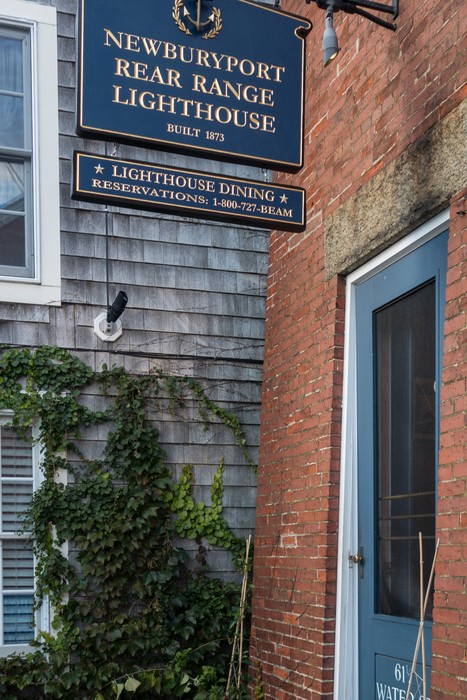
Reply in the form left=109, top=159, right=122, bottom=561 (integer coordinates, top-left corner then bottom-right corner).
left=112, top=681, right=125, bottom=698
left=180, top=672, right=190, bottom=686
left=125, top=677, right=141, bottom=692
left=0, top=347, right=253, bottom=697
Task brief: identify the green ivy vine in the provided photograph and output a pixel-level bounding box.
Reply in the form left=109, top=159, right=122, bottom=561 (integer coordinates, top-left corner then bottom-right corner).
left=0, top=346, right=255, bottom=699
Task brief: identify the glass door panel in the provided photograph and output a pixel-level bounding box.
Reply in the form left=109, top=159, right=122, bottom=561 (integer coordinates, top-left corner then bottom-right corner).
left=375, top=281, right=436, bottom=620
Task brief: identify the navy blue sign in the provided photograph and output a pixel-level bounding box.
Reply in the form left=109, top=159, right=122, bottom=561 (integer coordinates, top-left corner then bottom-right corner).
left=72, top=152, right=306, bottom=231
left=77, top=0, right=311, bottom=171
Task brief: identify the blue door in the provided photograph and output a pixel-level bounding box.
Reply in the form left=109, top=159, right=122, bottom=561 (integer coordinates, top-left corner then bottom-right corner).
left=355, top=232, right=448, bottom=699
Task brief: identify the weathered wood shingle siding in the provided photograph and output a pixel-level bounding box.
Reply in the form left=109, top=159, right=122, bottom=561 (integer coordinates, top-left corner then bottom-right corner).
left=0, top=0, right=270, bottom=578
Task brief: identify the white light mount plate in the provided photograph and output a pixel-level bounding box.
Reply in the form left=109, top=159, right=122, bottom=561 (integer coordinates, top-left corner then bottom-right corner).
left=93, top=312, right=123, bottom=342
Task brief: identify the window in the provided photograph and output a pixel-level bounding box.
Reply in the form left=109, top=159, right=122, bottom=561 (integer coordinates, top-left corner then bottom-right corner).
left=0, top=0, right=60, bottom=305
left=0, top=25, right=33, bottom=278
left=0, top=414, right=41, bottom=654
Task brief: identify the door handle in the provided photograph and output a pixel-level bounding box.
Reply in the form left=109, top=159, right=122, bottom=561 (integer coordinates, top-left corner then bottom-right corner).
left=349, top=546, right=364, bottom=578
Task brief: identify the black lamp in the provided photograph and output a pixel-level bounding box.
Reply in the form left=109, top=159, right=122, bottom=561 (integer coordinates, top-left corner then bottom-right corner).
left=322, top=5, right=339, bottom=66
left=107, top=291, right=128, bottom=324
left=306, top=1, right=399, bottom=66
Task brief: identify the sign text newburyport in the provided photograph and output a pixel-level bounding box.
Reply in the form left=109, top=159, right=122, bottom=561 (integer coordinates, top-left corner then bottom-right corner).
left=77, top=0, right=311, bottom=171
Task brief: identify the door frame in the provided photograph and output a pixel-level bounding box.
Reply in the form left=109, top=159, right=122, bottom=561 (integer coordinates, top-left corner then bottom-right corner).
left=333, top=209, right=449, bottom=700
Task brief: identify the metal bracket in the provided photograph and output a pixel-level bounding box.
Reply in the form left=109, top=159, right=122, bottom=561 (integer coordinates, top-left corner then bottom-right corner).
left=306, top=0, right=399, bottom=31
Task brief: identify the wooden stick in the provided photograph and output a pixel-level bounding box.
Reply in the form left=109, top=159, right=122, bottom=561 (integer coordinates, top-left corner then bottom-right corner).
left=406, top=537, right=440, bottom=699
left=419, top=533, right=427, bottom=699
left=237, top=535, right=251, bottom=689
left=226, top=616, right=240, bottom=694
left=225, top=535, right=251, bottom=698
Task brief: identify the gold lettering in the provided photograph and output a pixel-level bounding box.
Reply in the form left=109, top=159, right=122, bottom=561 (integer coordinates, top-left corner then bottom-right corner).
left=260, top=88, right=274, bottom=106
left=239, top=59, right=255, bottom=77
left=271, top=65, right=286, bottom=82
left=196, top=49, right=210, bottom=67
left=261, top=115, right=276, bottom=132
left=115, top=58, right=131, bottom=78
left=111, top=84, right=276, bottom=134
left=112, top=84, right=129, bottom=105
left=225, top=56, right=238, bottom=72
left=163, top=42, right=177, bottom=59
left=193, top=74, right=207, bottom=93
left=139, top=91, right=156, bottom=109
left=214, top=106, right=232, bottom=124
left=194, top=102, right=214, bottom=121
left=166, top=69, right=182, bottom=88
left=104, top=28, right=123, bottom=48
left=192, top=76, right=274, bottom=106
left=257, top=62, right=270, bottom=80
left=179, top=46, right=194, bottom=63
left=141, top=36, right=162, bottom=56
left=176, top=98, right=195, bottom=116
left=157, top=94, right=178, bottom=113
left=210, top=52, right=226, bottom=70
left=149, top=66, right=165, bottom=84
left=134, top=62, right=149, bottom=81
left=126, top=34, right=140, bottom=52
left=249, top=113, right=260, bottom=130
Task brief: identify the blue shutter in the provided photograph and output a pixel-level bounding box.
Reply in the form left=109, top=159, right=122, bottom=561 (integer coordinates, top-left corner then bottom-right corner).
left=3, top=594, right=34, bottom=643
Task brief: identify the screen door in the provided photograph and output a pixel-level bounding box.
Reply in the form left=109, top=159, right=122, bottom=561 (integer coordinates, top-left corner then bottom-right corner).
left=355, top=232, right=447, bottom=699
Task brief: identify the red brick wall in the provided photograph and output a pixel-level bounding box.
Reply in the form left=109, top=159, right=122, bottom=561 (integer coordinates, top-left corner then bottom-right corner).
left=250, top=1, right=466, bottom=698
left=250, top=258, right=344, bottom=699
left=432, top=190, right=467, bottom=700
left=277, top=0, right=466, bottom=209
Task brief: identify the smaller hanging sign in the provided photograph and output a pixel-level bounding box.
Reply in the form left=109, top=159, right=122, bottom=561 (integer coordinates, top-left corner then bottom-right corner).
left=72, top=152, right=306, bottom=232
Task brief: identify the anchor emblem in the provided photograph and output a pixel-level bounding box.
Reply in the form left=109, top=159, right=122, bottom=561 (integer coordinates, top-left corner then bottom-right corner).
left=173, top=0, right=222, bottom=39
left=185, top=0, right=214, bottom=32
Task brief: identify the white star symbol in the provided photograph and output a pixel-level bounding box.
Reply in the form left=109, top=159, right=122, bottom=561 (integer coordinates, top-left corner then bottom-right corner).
left=280, top=194, right=288, bottom=204
left=94, top=164, right=105, bottom=174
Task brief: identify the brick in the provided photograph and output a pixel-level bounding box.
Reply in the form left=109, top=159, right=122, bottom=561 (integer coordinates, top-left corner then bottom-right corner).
left=251, top=2, right=466, bottom=697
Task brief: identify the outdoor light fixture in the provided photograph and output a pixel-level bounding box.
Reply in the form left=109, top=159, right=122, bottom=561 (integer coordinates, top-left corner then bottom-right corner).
left=306, top=1, right=399, bottom=66
left=322, top=5, right=339, bottom=66
left=93, top=291, right=128, bottom=342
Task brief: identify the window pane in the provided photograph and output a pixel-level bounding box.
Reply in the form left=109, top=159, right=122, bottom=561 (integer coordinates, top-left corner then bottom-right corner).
left=376, top=281, right=436, bottom=620
left=1, top=427, right=32, bottom=478
left=0, top=213, right=26, bottom=267
left=0, top=160, right=24, bottom=212
left=3, top=594, right=34, bottom=643
left=1, top=482, right=33, bottom=532
left=0, top=25, right=33, bottom=282
left=2, top=541, right=34, bottom=589
left=0, top=35, right=23, bottom=92
left=0, top=95, right=24, bottom=149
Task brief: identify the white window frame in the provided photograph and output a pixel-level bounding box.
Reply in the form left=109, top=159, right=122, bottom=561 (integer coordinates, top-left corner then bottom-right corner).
left=0, top=0, right=60, bottom=306
left=0, top=410, right=49, bottom=657
left=333, top=209, right=450, bottom=700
